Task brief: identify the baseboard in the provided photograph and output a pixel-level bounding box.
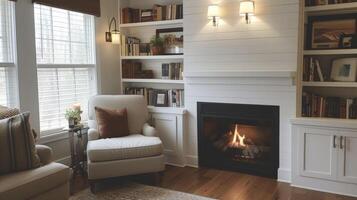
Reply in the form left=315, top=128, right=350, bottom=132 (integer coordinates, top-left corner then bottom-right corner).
left=278, top=168, right=291, bottom=183
left=291, top=183, right=357, bottom=198
left=184, top=155, right=198, bottom=168
left=55, top=156, right=71, bottom=166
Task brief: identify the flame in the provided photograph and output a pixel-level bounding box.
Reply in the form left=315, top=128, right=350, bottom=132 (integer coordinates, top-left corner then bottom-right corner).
left=231, top=124, right=246, bottom=148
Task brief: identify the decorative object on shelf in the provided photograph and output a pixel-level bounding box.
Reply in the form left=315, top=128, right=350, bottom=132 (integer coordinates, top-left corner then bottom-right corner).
left=155, top=90, right=169, bottom=107
left=105, top=17, right=120, bottom=45
left=307, top=14, right=357, bottom=49
left=65, top=104, right=83, bottom=128
left=331, top=58, right=357, bottom=82
left=339, top=33, right=357, bottom=48
left=150, top=35, right=164, bottom=55
left=156, top=28, right=183, bottom=55
left=207, top=4, right=220, bottom=27
left=240, top=0, right=255, bottom=24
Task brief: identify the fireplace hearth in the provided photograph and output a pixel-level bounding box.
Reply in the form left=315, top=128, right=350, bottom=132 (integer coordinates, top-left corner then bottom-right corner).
left=197, top=102, right=279, bottom=178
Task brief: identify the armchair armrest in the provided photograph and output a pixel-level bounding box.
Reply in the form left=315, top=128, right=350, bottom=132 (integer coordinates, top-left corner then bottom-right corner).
left=143, top=123, right=158, bottom=137
left=36, top=145, right=53, bottom=165
left=88, top=128, right=100, bottom=141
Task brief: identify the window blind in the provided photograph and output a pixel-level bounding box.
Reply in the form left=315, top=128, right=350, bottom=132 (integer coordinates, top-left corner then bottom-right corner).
left=34, top=4, right=96, bottom=133
left=0, top=0, right=16, bottom=107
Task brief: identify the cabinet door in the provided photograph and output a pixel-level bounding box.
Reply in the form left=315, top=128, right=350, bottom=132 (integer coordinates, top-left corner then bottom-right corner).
left=152, top=114, right=178, bottom=156
left=299, top=128, right=338, bottom=180
left=338, top=132, right=357, bottom=184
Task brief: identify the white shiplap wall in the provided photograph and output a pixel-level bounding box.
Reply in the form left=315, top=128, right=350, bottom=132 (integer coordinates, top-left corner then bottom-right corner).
left=184, top=0, right=299, bottom=72
left=183, top=0, right=299, bottom=182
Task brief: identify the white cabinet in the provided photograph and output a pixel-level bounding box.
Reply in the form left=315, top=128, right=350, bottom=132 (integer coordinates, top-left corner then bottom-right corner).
left=298, top=128, right=338, bottom=181
left=338, top=132, right=357, bottom=184
left=292, top=118, right=357, bottom=196
left=149, top=109, right=186, bottom=166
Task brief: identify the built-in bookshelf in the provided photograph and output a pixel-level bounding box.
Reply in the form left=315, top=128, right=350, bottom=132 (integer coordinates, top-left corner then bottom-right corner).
left=297, top=1, right=357, bottom=120
left=119, top=0, right=184, bottom=110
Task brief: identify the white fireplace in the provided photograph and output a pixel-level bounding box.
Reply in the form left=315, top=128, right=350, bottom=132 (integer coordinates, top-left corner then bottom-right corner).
left=183, top=70, right=296, bottom=182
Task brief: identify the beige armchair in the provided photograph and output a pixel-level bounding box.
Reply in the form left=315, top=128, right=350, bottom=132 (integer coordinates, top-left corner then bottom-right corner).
left=87, top=95, right=165, bottom=191
left=0, top=145, right=71, bottom=200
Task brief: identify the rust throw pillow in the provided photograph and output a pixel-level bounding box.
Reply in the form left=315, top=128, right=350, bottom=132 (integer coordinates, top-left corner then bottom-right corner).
left=95, top=107, right=129, bottom=138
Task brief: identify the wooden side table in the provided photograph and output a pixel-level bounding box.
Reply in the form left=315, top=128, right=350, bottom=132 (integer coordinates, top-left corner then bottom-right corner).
left=66, top=125, right=89, bottom=178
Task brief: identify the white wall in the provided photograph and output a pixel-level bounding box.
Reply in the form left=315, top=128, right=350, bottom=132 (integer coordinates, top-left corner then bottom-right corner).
left=183, top=0, right=299, bottom=182
left=184, top=0, right=299, bottom=72
left=96, top=0, right=121, bottom=95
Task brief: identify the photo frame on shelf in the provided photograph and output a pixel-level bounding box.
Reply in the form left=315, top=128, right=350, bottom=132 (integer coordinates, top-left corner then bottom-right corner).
left=156, top=27, right=183, bottom=55
left=330, top=58, right=357, bottom=82
left=339, top=33, right=357, bottom=48
left=154, top=90, right=168, bottom=107
left=307, top=14, right=357, bottom=49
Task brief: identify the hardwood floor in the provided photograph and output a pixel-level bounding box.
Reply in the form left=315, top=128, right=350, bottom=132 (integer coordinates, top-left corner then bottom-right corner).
left=73, top=166, right=357, bottom=200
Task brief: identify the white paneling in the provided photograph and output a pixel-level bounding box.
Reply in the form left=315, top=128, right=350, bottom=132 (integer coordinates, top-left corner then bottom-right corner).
left=183, top=0, right=298, bottom=182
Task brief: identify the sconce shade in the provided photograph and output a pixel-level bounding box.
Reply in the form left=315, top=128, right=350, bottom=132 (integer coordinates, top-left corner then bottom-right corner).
left=239, top=1, right=255, bottom=16
left=111, top=31, right=120, bottom=44
left=207, top=4, right=220, bottom=19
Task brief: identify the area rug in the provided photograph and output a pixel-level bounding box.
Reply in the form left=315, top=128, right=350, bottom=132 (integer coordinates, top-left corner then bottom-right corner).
left=70, top=183, right=215, bottom=200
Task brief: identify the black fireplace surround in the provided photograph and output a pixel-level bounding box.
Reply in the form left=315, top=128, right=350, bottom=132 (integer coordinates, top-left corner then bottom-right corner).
left=197, top=102, right=279, bottom=179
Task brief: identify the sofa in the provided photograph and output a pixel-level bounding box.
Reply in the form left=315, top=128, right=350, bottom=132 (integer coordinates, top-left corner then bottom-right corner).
left=0, top=145, right=71, bottom=200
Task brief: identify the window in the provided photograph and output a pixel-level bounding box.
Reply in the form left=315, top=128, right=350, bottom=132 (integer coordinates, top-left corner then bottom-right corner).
left=34, top=4, right=96, bottom=133
left=0, top=0, right=16, bottom=107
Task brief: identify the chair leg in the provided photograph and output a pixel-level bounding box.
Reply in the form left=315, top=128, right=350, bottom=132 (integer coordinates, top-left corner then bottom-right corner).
left=89, top=181, right=96, bottom=193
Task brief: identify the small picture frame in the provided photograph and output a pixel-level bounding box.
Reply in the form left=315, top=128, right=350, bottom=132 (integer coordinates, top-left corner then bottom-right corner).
left=330, top=58, right=357, bottom=82
left=339, top=34, right=357, bottom=48
left=155, top=90, right=168, bottom=107
left=156, top=28, right=183, bottom=55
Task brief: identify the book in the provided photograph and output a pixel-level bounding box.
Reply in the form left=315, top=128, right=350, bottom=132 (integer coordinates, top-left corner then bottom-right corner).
left=315, top=59, right=324, bottom=82
left=162, top=64, right=170, bottom=79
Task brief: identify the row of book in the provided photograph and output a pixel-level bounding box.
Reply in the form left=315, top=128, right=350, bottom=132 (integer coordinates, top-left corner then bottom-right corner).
left=302, top=92, right=357, bottom=119
left=162, top=63, right=183, bottom=80
left=124, top=87, right=184, bottom=108
left=120, top=35, right=141, bottom=56
left=305, top=0, right=355, bottom=6
left=121, top=4, right=183, bottom=24
left=122, top=61, right=153, bottom=79
left=303, top=57, right=325, bottom=82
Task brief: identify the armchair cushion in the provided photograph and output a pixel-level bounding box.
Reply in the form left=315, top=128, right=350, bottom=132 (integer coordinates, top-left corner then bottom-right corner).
left=95, top=107, right=129, bottom=138
left=0, top=162, right=70, bottom=200
left=87, top=134, right=163, bottom=162
left=88, top=128, right=100, bottom=141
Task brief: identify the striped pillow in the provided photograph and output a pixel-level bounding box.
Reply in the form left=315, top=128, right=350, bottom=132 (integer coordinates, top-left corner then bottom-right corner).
left=0, top=112, right=41, bottom=175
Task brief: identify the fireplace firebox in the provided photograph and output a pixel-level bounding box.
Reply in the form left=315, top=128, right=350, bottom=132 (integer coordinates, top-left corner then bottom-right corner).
left=197, top=102, right=279, bottom=178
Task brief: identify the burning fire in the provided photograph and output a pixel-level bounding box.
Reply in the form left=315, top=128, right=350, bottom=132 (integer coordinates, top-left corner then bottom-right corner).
left=230, top=124, right=246, bottom=148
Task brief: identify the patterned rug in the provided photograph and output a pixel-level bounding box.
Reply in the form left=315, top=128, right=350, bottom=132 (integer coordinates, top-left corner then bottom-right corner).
left=70, top=183, right=215, bottom=200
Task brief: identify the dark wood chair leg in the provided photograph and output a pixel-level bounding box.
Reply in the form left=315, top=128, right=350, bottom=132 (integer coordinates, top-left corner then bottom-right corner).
left=89, top=181, right=96, bottom=193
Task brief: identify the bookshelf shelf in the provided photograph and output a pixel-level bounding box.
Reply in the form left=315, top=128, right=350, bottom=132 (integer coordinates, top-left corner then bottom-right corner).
left=122, top=78, right=184, bottom=84
left=120, top=55, right=184, bottom=60
left=305, top=2, right=357, bottom=15
left=302, top=81, right=357, bottom=88
left=304, top=49, right=357, bottom=55
left=147, top=106, right=186, bottom=114
left=119, top=19, right=183, bottom=28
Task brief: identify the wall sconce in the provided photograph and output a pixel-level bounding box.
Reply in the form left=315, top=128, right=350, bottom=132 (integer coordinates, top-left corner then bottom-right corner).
left=105, top=17, right=120, bottom=45
left=239, top=0, right=255, bottom=24
left=207, top=4, right=220, bottom=27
